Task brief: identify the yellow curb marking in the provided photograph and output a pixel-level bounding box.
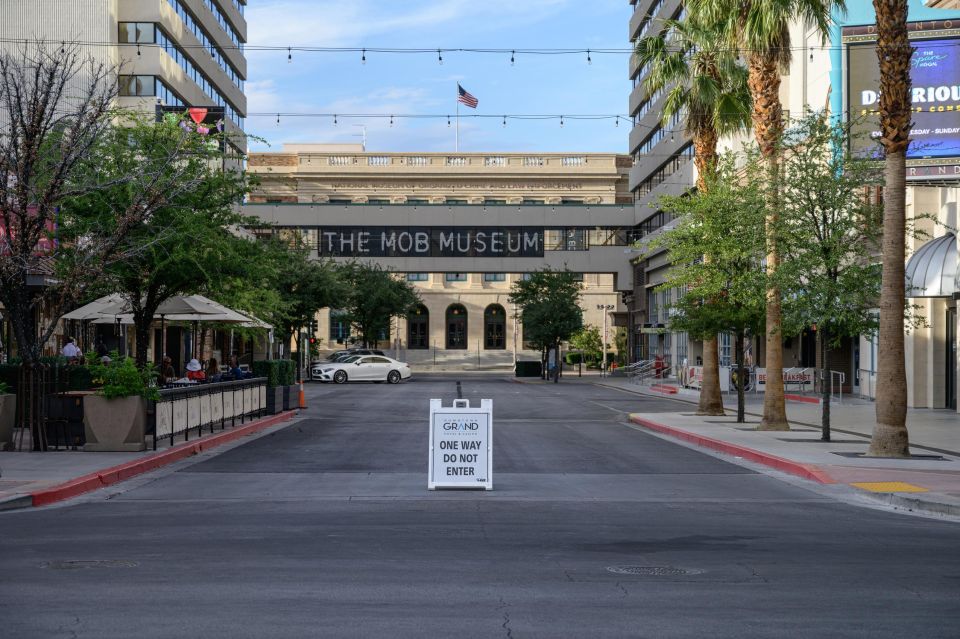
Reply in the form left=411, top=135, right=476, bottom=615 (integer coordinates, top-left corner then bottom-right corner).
left=851, top=481, right=929, bottom=493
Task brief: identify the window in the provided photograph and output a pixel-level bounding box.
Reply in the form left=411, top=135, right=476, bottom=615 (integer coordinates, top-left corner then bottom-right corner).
left=407, top=198, right=428, bottom=204
left=484, top=199, right=506, bottom=204
left=368, top=198, right=390, bottom=204
left=119, top=75, right=155, bottom=96
left=483, top=273, right=506, bottom=282
left=445, top=273, right=467, bottom=282
left=329, top=311, right=351, bottom=343
left=719, top=333, right=733, bottom=367
left=119, top=23, right=155, bottom=43
left=446, top=198, right=468, bottom=204
left=406, top=273, right=429, bottom=282
left=521, top=199, right=544, bottom=205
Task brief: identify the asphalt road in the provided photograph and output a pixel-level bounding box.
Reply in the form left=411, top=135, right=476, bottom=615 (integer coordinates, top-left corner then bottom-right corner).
left=1, top=376, right=958, bottom=638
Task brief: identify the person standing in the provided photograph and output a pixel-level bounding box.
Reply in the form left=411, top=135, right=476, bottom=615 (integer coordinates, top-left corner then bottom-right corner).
left=61, top=337, right=81, bottom=362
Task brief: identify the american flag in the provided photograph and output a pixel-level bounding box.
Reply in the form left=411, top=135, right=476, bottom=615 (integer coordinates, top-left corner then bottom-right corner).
left=457, top=84, right=478, bottom=108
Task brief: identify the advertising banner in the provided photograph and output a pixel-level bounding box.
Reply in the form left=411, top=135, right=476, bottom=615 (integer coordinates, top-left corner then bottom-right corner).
left=846, top=23, right=960, bottom=163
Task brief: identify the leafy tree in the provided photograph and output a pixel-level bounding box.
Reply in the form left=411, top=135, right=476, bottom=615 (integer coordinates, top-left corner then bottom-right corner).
left=340, top=263, right=420, bottom=347
left=775, top=114, right=885, bottom=440
left=689, top=0, right=848, bottom=430
left=869, top=0, right=912, bottom=458
left=509, top=269, right=583, bottom=383
left=653, top=154, right=767, bottom=422
left=635, top=9, right=751, bottom=416
left=65, top=113, right=250, bottom=367
left=569, top=325, right=602, bottom=363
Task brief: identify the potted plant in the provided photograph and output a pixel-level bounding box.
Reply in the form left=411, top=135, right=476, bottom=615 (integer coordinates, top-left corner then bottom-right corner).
left=82, top=354, right=159, bottom=452
left=0, top=381, right=14, bottom=451
left=253, top=360, right=284, bottom=415
left=279, top=359, right=298, bottom=411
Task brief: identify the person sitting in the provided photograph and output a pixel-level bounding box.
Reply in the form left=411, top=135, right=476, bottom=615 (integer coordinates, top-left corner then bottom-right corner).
left=159, top=357, right=176, bottom=386
left=227, top=356, right=245, bottom=380
left=185, top=358, right=206, bottom=382
left=61, top=337, right=81, bottom=362
left=205, top=357, right=222, bottom=382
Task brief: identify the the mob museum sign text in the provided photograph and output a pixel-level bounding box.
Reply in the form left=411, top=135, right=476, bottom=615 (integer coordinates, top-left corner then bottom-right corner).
left=318, top=227, right=544, bottom=258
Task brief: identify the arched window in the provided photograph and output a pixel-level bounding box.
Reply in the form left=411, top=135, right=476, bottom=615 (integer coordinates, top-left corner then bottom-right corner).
left=407, top=304, right=429, bottom=350
left=446, top=304, right=468, bottom=350
left=484, top=304, right=506, bottom=350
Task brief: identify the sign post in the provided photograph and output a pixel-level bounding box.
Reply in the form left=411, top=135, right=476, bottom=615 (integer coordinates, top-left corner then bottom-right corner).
left=428, top=398, right=493, bottom=490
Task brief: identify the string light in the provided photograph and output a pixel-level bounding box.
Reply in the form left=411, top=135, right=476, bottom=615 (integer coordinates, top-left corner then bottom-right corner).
left=447, top=115, right=451, bottom=127
left=560, top=115, right=565, bottom=128
left=587, top=49, right=592, bottom=65
left=276, top=113, right=280, bottom=125
left=288, top=47, right=292, bottom=62
left=333, top=114, right=338, bottom=126
left=361, top=48, right=366, bottom=64
left=502, top=115, right=507, bottom=127
left=437, top=49, right=443, bottom=65
left=510, top=50, right=515, bottom=65
left=137, top=43, right=141, bottom=56
left=389, top=115, right=394, bottom=127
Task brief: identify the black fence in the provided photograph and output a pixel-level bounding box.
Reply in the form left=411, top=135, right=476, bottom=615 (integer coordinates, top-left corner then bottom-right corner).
left=151, top=378, right=267, bottom=450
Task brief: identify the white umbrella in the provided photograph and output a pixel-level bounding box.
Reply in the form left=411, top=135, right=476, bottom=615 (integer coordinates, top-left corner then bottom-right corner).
left=62, top=294, right=127, bottom=321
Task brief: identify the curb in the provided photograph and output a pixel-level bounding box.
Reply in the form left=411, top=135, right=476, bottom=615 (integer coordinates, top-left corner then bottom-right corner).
left=785, top=393, right=820, bottom=405
left=628, top=414, right=836, bottom=484
left=880, top=493, right=960, bottom=518
left=23, top=411, right=297, bottom=509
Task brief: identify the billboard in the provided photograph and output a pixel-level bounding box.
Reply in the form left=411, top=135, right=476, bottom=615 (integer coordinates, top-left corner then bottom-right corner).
left=845, top=21, right=960, bottom=174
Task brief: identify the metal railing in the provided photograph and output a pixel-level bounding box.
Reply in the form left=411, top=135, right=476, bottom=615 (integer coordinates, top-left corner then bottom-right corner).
left=830, top=370, right=845, bottom=405
left=150, top=377, right=267, bottom=450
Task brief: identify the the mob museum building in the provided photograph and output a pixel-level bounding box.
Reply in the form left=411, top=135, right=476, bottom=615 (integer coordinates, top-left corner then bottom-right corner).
left=245, top=144, right=636, bottom=367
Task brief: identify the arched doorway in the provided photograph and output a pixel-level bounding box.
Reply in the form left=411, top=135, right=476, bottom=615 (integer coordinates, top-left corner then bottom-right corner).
left=408, top=304, right=429, bottom=349
left=484, top=304, right=506, bottom=349
left=446, top=304, right=468, bottom=349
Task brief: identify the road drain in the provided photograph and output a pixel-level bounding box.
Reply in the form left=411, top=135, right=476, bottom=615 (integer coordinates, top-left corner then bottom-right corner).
left=607, top=566, right=704, bottom=576
left=42, top=560, right=138, bottom=570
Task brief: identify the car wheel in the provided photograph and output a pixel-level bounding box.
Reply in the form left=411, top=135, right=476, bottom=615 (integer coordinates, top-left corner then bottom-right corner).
left=333, top=370, right=348, bottom=384
left=387, top=370, right=401, bottom=384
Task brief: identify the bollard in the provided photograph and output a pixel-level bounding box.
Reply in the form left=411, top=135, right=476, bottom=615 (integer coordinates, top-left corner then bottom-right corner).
left=298, top=380, right=307, bottom=409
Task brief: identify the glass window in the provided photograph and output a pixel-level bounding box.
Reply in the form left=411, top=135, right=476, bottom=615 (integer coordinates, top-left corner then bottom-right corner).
left=719, top=333, right=733, bottom=367
left=119, top=23, right=156, bottom=43
left=406, top=273, right=429, bottom=282
left=445, top=273, right=467, bottom=282
left=329, top=311, right=351, bottom=343
left=483, top=273, right=506, bottom=282
left=119, top=75, right=155, bottom=96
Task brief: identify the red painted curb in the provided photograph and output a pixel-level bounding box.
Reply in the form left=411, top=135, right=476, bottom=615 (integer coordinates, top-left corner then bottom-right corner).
left=30, top=411, right=297, bottom=507
left=650, top=384, right=679, bottom=395
left=785, top=394, right=820, bottom=405
left=628, top=415, right=836, bottom=484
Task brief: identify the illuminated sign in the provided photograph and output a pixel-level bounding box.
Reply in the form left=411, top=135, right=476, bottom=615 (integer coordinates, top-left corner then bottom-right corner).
left=845, top=22, right=960, bottom=165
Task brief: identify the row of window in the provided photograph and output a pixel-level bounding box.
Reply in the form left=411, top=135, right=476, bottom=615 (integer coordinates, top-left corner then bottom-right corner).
left=163, top=0, right=245, bottom=89
left=314, top=198, right=596, bottom=205
left=118, top=75, right=183, bottom=106
left=635, top=111, right=683, bottom=157
left=405, top=273, right=508, bottom=282
left=202, top=0, right=243, bottom=48
left=635, top=143, right=694, bottom=197
left=634, top=86, right=665, bottom=122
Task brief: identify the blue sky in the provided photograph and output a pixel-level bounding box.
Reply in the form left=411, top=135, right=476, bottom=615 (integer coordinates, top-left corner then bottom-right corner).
left=244, top=0, right=629, bottom=153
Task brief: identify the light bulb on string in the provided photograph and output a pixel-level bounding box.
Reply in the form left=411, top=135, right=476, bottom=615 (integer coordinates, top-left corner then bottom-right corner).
left=60, top=41, right=65, bottom=54
left=389, top=115, right=394, bottom=127
left=510, top=50, right=515, bottom=66
left=502, top=115, right=507, bottom=128
left=137, top=43, right=141, bottom=56
left=333, top=114, right=338, bottom=126
left=438, top=49, right=443, bottom=65
left=288, top=47, right=292, bottom=63
left=276, top=113, right=280, bottom=125
left=361, top=48, right=366, bottom=64
left=447, top=115, right=451, bottom=127
left=615, top=117, right=619, bottom=127
left=587, top=49, right=592, bottom=65
left=560, top=116, right=564, bottom=128
left=210, top=46, right=215, bottom=59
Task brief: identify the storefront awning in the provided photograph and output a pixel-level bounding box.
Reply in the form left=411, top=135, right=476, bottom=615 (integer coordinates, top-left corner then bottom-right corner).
left=905, top=233, right=957, bottom=298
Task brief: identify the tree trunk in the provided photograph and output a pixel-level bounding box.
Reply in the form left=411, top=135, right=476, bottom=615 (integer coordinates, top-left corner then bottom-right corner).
left=735, top=330, right=745, bottom=424
left=697, top=336, right=725, bottom=415
left=869, top=0, right=911, bottom=458
left=820, top=327, right=831, bottom=442
left=749, top=54, right=789, bottom=431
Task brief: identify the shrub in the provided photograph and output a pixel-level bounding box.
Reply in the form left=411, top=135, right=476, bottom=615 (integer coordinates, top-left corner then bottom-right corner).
left=277, top=359, right=296, bottom=386
left=87, top=353, right=159, bottom=401
left=252, top=360, right=281, bottom=387
left=0, top=381, right=8, bottom=395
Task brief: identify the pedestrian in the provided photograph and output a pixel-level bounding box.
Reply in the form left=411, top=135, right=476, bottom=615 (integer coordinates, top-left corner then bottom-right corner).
left=61, top=337, right=81, bottom=362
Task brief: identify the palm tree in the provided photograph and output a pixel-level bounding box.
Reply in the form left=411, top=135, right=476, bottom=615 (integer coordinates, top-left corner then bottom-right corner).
left=635, top=13, right=751, bottom=416
left=689, top=0, right=846, bottom=431
left=868, top=0, right=911, bottom=458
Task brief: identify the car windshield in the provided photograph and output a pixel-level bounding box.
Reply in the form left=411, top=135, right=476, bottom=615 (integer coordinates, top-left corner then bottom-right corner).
left=340, top=355, right=361, bottom=363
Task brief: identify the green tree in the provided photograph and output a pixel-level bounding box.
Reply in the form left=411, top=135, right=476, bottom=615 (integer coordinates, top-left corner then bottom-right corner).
left=509, top=269, right=583, bottom=383
left=689, top=0, right=847, bottom=430
left=635, top=9, right=751, bottom=416
left=65, top=114, right=250, bottom=367
left=569, top=325, right=603, bottom=363
left=653, top=154, right=767, bottom=423
left=869, top=0, right=912, bottom=458
left=340, top=263, right=421, bottom=347
left=775, top=113, right=884, bottom=441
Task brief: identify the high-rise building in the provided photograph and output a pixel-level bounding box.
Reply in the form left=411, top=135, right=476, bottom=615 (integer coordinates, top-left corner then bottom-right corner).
left=1, top=0, right=247, bottom=148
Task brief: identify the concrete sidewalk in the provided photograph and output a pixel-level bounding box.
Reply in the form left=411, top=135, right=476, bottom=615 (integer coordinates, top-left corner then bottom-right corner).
left=0, top=411, right=297, bottom=510
left=593, top=377, right=960, bottom=518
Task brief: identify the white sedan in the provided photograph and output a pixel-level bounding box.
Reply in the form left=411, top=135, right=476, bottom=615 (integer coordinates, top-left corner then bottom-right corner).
left=312, top=355, right=412, bottom=384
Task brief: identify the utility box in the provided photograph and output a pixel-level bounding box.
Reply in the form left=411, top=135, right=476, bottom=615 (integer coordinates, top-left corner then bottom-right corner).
left=428, top=398, right=493, bottom=490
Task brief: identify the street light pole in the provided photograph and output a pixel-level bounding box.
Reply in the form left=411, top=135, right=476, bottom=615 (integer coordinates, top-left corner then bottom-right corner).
left=597, top=303, right=614, bottom=377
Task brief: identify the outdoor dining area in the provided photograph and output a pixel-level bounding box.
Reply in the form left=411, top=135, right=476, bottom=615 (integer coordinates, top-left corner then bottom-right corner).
left=0, top=294, right=289, bottom=453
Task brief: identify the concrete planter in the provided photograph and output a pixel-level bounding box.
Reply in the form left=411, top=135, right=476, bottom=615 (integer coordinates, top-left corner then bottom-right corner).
left=0, top=394, right=15, bottom=450
left=82, top=395, right=147, bottom=452
left=265, top=386, right=283, bottom=415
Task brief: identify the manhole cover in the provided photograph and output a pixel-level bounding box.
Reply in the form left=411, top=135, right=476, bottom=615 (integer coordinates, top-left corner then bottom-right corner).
left=607, top=566, right=704, bottom=576
left=42, top=560, right=138, bottom=570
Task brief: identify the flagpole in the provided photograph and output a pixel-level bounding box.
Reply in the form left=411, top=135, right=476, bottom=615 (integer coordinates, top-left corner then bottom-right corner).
left=455, top=84, right=460, bottom=152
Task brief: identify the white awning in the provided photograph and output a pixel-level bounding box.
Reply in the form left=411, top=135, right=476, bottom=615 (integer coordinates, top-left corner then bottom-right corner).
left=905, top=233, right=957, bottom=298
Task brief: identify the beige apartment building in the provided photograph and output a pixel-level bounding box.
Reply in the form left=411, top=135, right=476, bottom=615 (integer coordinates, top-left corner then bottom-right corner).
left=1, top=0, right=247, bottom=144
left=248, top=145, right=634, bottom=367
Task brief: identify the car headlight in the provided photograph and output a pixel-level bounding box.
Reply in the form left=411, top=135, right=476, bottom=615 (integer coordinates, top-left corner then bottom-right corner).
left=322, top=368, right=335, bottom=373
